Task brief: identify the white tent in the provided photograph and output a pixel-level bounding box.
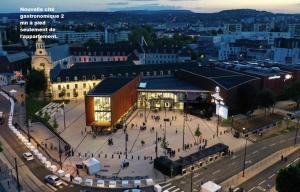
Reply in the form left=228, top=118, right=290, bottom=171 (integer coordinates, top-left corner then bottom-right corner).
left=83, top=158, right=101, bottom=175
left=201, top=181, right=222, bottom=192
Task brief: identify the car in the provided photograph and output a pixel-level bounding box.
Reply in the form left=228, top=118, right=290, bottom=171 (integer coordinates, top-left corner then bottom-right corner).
left=23, top=152, right=34, bottom=161
left=123, top=190, right=144, bottom=192
left=44, top=175, right=63, bottom=186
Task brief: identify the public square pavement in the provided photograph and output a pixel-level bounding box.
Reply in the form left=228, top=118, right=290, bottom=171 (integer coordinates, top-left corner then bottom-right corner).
left=45, top=99, right=247, bottom=180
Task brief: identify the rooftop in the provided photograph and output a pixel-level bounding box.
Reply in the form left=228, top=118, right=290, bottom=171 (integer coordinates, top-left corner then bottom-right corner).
left=138, top=77, right=204, bottom=92
left=87, top=77, right=136, bottom=96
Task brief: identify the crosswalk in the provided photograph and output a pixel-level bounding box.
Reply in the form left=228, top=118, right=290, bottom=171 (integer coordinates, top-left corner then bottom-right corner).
left=160, top=182, right=185, bottom=192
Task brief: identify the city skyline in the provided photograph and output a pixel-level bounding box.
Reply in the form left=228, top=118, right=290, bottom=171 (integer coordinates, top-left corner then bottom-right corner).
left=0, top=0, right=300, bottom=13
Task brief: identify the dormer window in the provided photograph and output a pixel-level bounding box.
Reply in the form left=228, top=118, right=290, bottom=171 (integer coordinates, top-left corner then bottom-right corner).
left=92, top=75, right=96, bottom=80
left=168, top=70, right=171, bottom=75
left=66, top=76, right=69, bottom=82
left=57, top=77, right=61, bottom=82
left=82, top=75, right=86, bottom=80
left=160, top=71, right=163, bottom=76
left=74, top=76, right=78, bottom=81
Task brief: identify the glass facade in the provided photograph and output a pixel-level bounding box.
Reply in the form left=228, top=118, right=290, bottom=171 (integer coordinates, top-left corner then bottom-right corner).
left=137, top=91, right=185, bottom=110
left=94, top=96, right=111, bottom=123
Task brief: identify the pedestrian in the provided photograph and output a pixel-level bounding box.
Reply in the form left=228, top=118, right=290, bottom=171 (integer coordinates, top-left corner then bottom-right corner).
left=81, top=130, right=83, bottom=135
left=85, top=127, right=87, bottom=132
left=76, top=169, right=79, bottom=175
left=176, top=129, right=178, bottom=134
left=281, top=155, right=283, bottom=161
left=7, top=180, right=10, bottom=188
left=70, top=175, right=74, bottom=182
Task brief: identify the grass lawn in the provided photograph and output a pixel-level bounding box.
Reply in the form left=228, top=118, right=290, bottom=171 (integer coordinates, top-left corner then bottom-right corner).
left=233, top=113, right=283, bottom=132
left=26, top=96, right=49, bottom=120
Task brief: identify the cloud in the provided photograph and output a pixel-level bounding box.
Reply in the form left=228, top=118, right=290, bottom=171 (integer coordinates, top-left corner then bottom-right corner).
left=107, top=2, right=129, bottom=6
left=109, top=3, right=181, bottom=11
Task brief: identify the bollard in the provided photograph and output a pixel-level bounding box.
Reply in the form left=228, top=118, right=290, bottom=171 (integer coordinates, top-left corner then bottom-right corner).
left=98, top=154, right=100, bottom=158
left=105, top=154, right=107, bottom=158
left=151, top=156, right=152, bottom=160
left=144, top=156, right=146, bottom=160
left=85, top=153, right=87, bottom=157
left=112, top=154, right=114, bottom=159
left=138, top=156, right=140, bottom=160
left=132, top=155, right=133, bottom=159
left=119, top=155, right=121, bottom=159
left=78, top=153, right=81, bottom=157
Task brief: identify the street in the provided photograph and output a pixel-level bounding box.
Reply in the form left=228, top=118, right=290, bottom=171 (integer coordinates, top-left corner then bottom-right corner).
left=159, top=132, right=300, bottom=192
left=239, top=149, right=300, bottom=192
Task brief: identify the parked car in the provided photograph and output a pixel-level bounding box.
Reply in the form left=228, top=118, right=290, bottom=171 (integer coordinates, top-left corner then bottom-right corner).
left=123, top=189, right=144, bottom=192
left=23, top=152, right=34, bottom=161
left=44, top=175, right=62, bottom=186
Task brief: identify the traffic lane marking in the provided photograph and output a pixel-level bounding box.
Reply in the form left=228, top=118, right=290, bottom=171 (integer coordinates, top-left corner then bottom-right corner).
left=45, top=183, right=57, bottom=191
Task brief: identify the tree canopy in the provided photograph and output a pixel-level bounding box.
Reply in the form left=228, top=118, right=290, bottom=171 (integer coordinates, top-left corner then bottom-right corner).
left=276, top=161, right=300, bottom=192
left=25, top=69, right=47, bottom=95
left=284, top=80, right=300, bottom=108
left=129, top=26, right=154, bottom=46
left=256, top=89, right=276, bottom=116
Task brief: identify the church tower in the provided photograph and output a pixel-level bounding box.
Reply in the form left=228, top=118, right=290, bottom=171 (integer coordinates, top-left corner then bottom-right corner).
left=31, top=37, right=53, bottom=83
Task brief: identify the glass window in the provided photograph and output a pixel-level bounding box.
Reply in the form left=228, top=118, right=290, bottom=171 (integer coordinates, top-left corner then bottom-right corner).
left=94, top=97, right=111, bottom=122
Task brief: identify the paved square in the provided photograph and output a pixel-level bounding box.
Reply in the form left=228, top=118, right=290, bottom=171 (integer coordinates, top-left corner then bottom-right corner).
left=49, top=99, right=246, bottom=179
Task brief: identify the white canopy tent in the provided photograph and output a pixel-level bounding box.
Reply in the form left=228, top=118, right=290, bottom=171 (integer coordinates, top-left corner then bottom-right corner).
left=82, top=158, right=101, bottom=175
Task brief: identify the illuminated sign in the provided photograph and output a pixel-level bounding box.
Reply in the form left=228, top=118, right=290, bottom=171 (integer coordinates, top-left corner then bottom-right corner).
left=268, top=75, right=280, bottom=80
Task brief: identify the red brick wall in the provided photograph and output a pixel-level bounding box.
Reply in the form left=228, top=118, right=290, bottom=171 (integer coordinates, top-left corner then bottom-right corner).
left=111, top=76, right=140, bottom=125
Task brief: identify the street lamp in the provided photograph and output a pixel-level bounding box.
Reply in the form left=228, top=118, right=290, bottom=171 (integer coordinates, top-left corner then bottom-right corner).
left=190, top=165, right=194, bottom=192
left=242, top=127, right=248, bottom=177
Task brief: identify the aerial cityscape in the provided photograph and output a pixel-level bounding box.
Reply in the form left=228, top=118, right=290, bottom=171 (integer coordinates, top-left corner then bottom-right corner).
left=0, top=0, right=299, bottom=192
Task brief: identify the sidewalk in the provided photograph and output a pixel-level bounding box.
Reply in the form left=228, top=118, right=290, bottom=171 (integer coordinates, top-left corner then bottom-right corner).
left=221, top=145, right=300, bottom=190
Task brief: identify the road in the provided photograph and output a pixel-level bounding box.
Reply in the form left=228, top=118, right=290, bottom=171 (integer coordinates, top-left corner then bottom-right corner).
left=159, top=131, right=300, bottom=192
left=238, top=149, right=300, bottom=192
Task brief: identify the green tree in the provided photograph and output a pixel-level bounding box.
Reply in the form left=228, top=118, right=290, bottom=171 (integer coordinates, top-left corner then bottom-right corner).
left=284, top=80, right=300, bottom=108
left=52, top=117, right=59, bottom=132
left=129, top=26, right=154, bottom=46
left=160, top=137, right=169, bottom=155
left=194, top=126, right=202, bottom=144
left=84, top=38, right=98, bottom=47
left=276, top=161, right=300, bottom=192
left=26, top=69, right=47, bottom=95
left=256, top=89, right=276, bottom=117
left=43, top=112, right=50, bottom=122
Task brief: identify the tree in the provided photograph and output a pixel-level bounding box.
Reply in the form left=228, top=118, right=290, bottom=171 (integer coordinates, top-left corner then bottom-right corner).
left=284, top=80, right=300, bottom=108
left=194, top=126, right=202, bottom=144
left=84, top=38, right=98, bottom=47
left=256, top=89, right=276, bottom=117
left=26, top=69, right=47, bottom=95
left=129, top=26, right=154, bottom=46
left=160, top=137, right=169, bottom=155
left=276, top=161, right=300, bottom=192
left=237, top=84, right=257, bottom=113
left=52, top=117, right=59, bottom=132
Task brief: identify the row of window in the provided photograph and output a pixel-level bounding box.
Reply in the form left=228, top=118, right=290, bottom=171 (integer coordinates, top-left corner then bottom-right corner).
left=74, top=56, right=126, bottom=63
left=56, top=70, right=173, bottom=82
left=73, top=51, right=127, bottom=56
left=57, top=82, right=97, bottom=90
